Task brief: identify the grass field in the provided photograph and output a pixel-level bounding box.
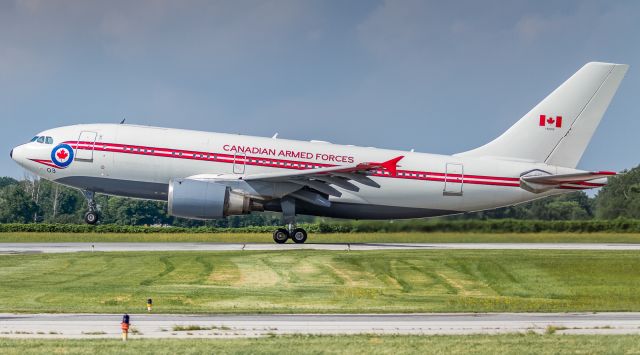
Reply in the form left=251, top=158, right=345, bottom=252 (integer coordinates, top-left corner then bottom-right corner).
left=0, top=249, right=639, bottom=313
left=2, top=232, right=640, bottom=243
left=1, top=335, right=639, bottom=355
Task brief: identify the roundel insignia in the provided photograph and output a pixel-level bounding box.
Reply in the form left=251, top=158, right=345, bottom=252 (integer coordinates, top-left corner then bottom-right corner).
left=51, top=144, right=74, bottom=168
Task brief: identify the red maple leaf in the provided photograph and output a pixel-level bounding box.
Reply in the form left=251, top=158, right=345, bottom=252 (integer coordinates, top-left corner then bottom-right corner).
left=56, top=149, right=69, bottom=160
left=546, top=117, right=555, bottom=124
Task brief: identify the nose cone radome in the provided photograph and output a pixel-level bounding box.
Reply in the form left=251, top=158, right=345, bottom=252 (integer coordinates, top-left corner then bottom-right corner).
left=10, top=145, right=25, bottom=166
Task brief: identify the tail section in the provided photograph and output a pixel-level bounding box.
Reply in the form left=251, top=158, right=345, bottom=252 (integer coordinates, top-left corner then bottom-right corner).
left=457, top=62, right=628, bottom=168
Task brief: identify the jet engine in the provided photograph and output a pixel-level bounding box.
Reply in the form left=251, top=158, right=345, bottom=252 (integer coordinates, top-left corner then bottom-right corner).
left=168, top=178, right=262, bottom=219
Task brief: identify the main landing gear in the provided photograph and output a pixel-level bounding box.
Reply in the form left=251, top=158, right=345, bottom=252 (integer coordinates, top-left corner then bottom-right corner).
left=272, top=225, right=308, bottom=244
left=272, top=196, right=308, bottom=244
left=83, top=190, right=100, bottom=225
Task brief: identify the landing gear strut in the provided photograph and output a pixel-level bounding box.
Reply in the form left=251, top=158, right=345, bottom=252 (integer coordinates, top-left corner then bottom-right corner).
left=272, top=197, right=308, bottom=244
left=83, top=190, right=99, bottom=225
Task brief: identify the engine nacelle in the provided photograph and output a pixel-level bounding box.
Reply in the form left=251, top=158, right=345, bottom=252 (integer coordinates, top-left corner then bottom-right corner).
left=168, top=179, right=260, bottom=220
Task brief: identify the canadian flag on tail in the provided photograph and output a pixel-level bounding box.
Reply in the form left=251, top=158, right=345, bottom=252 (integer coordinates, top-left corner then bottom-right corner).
left=539, top=115, right=562, bottom=128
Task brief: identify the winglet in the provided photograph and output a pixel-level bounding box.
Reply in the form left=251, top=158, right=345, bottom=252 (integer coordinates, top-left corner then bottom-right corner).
left=380, top=156, right=404, bottom=176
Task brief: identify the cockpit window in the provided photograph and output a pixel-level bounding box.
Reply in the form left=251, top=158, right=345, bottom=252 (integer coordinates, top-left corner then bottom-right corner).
left=30, top=135, right=54, bottom=144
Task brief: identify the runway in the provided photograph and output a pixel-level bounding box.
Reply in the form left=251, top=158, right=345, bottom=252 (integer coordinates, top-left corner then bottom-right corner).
left=1, top=313, right=639, bottom=338
left=1, top=242, right=640, bottom=254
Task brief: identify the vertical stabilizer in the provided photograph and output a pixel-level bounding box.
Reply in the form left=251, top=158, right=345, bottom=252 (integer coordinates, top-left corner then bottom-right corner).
left=456, top=62, right=628, bottom=168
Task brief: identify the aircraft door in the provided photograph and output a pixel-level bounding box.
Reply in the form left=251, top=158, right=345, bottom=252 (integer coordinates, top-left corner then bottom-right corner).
left=76, top=131, right=98, bottom=162
left=443, top=163, right=463, bottom=196
left=233, top=152, right=246, bottom=174
left=94, top=132, right=113, bottom=178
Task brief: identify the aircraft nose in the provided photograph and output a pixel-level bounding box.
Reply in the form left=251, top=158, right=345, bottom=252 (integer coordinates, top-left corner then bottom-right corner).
left=10, top=145, right=23, bottom=163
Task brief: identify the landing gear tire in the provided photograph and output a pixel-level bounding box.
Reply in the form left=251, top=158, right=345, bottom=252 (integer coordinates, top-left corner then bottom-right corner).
left=273, top=228, right=289, bottom=244
left=84, top=211, right=99, bottom=225
left=290, top=228, right=307, bottom=244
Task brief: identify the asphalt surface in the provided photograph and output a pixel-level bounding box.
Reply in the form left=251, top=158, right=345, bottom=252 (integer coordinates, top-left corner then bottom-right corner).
left=2, top=242, right=640, bottom=254
left=1, top=313, right=639, bottom=338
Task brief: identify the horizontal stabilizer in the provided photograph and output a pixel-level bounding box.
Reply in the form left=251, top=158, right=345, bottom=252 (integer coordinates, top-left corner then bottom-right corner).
left=521, top=171, right=616, bottom=185
left=520, top=170, right=615, bottom=193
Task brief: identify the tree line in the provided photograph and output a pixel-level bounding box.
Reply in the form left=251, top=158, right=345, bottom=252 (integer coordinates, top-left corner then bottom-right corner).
left=0, top=165, right=638, bottom=226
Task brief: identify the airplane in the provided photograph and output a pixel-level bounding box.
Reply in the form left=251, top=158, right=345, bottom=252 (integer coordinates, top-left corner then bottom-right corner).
left=10, top=62, right=628, bottom=243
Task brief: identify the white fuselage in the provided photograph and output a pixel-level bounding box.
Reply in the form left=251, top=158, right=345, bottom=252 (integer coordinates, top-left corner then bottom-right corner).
left=11, top=123, right=592, bottom=219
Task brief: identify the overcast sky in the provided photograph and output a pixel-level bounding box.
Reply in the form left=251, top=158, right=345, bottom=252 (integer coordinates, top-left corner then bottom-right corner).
left=2, top=0, right=639, bottom=178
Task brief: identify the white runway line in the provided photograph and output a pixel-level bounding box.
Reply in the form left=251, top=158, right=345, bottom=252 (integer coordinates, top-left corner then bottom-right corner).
left=1, top=313, right=639, bottom=338
left=1, top=242, right=640, bottom=254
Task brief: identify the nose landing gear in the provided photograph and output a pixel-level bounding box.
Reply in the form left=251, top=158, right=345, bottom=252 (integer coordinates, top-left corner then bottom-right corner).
left=84, top=211, right=99, bottom=224
left=83, top=190, right=100, bottom=225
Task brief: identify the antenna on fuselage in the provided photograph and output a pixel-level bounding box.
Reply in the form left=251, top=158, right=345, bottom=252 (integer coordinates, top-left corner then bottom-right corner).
left=120, top=118, right=126, bottom=124
left=272, top=133, right=278, bottom=139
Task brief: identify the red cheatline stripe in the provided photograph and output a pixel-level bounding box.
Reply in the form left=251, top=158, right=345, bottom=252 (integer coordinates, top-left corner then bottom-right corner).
left=64, top=141, right=604, bottom=189
left=424, top=171, right=520, bottom=181
left=30, top=159, right=63, bottom=169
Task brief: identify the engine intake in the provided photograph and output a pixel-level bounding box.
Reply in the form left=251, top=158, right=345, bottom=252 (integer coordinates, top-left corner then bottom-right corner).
left=168, top=179, right=261, bottom=220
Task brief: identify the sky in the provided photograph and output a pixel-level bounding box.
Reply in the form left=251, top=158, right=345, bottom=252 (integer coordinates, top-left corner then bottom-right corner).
left=1, top=0, right=639, bottom=178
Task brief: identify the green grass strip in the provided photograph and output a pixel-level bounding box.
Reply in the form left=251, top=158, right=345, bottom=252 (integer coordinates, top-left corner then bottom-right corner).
left=2, top=232, right=640, bottom=243
left=0, top=334, right=639, bottom=355
left=1, top=250, right=639, bottom=313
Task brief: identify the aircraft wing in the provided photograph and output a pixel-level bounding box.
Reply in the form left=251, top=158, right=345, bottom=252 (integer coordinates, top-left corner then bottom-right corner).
left=243, top=156, right=403, bottom=182
left=521, top=171, right=616, bottom=185
left=187, top=156, right=404, bottom=207
left=242, top=155, right=404, bottom=198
